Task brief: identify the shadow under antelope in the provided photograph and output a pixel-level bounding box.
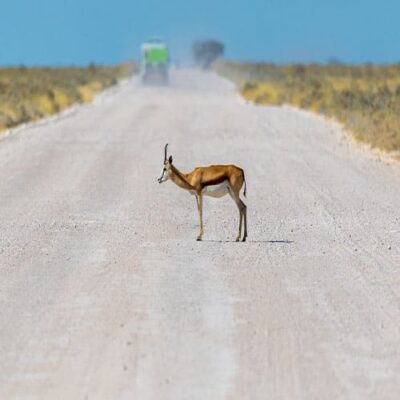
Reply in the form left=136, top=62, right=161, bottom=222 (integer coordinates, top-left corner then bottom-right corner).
left=158, top=144, right=247, bottom=241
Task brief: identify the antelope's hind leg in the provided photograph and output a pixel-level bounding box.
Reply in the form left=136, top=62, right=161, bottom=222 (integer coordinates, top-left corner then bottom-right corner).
left=242, top=199, right=247, bottom=242
left=229, top=188, right=245, bottom=242
left=237, top=210, right=243, bottom=242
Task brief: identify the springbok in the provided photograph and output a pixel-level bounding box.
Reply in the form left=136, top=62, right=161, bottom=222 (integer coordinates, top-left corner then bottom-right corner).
left=158, top=144, right=248, bottom=241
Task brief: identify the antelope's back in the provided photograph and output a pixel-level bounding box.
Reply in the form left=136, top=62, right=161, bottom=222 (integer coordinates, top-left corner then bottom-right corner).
left=194, top=165, right=243, bottom=187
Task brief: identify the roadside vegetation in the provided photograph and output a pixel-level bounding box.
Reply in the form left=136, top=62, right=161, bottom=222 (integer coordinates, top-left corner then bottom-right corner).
left=215, top=60, right=400, bottom=155
left=0, top=63, right=135, bottom=132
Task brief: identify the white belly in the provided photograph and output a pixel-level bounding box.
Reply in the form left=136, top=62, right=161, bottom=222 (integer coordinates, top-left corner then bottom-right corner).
left=203, top=181, right=229, bottom=198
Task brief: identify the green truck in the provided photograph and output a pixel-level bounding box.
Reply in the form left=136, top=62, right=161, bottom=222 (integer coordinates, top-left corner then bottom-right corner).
left=141, top=39, right=169, bottom=83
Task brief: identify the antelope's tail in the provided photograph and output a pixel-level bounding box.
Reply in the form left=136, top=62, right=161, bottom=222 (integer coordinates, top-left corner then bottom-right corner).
left=243, top=172, right=247, bottom=197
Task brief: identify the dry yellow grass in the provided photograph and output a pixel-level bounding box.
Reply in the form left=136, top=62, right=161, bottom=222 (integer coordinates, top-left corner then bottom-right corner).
left=215, top=60, right=400, bottom=154
left=0, top=63, right=136, bottom=132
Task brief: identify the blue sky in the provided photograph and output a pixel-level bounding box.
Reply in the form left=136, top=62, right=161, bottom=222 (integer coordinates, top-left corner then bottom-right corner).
left=1, top=0, right=399, bottom=65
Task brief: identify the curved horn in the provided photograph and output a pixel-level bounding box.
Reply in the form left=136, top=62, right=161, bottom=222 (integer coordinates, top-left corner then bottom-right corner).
left=164, top=143, right=168, bottom=161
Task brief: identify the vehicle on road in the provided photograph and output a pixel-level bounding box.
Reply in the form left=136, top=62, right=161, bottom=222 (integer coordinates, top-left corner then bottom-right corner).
left=141, top=39, right=169, bottom=84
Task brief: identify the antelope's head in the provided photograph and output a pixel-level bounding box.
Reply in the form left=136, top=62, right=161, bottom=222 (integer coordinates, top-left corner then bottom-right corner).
left=158, top=143, right=173, bottom=184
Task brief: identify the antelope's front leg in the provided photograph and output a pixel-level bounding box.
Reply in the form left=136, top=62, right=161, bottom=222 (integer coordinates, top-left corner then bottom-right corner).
left=195, top=194, right=204, bottom=241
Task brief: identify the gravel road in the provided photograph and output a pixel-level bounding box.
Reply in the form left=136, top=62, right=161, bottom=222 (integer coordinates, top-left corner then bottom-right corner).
left=1, top=70, right=399, bottom=400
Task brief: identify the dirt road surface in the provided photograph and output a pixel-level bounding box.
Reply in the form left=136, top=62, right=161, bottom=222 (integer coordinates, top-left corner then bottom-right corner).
left=1, top=70, right=399, bottom=399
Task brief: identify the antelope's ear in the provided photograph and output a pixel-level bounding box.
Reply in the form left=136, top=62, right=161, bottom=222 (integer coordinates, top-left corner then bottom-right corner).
left=168, top=155, right=173, bottom=164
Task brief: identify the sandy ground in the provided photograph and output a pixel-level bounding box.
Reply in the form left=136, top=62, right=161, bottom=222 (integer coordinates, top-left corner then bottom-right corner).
left=0, top=70, right=399, bottom=400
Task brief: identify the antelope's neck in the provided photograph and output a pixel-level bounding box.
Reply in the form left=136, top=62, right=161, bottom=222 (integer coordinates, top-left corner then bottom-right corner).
left=169, top=165, right=194, bottom=191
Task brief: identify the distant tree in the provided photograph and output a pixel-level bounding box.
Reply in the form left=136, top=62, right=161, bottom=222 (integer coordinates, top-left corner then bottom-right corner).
left=192, top=40, right=224, bottom=69
left=327, top=57, right=343, bottom=66
left=88, top=62, right=97, bottom=73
